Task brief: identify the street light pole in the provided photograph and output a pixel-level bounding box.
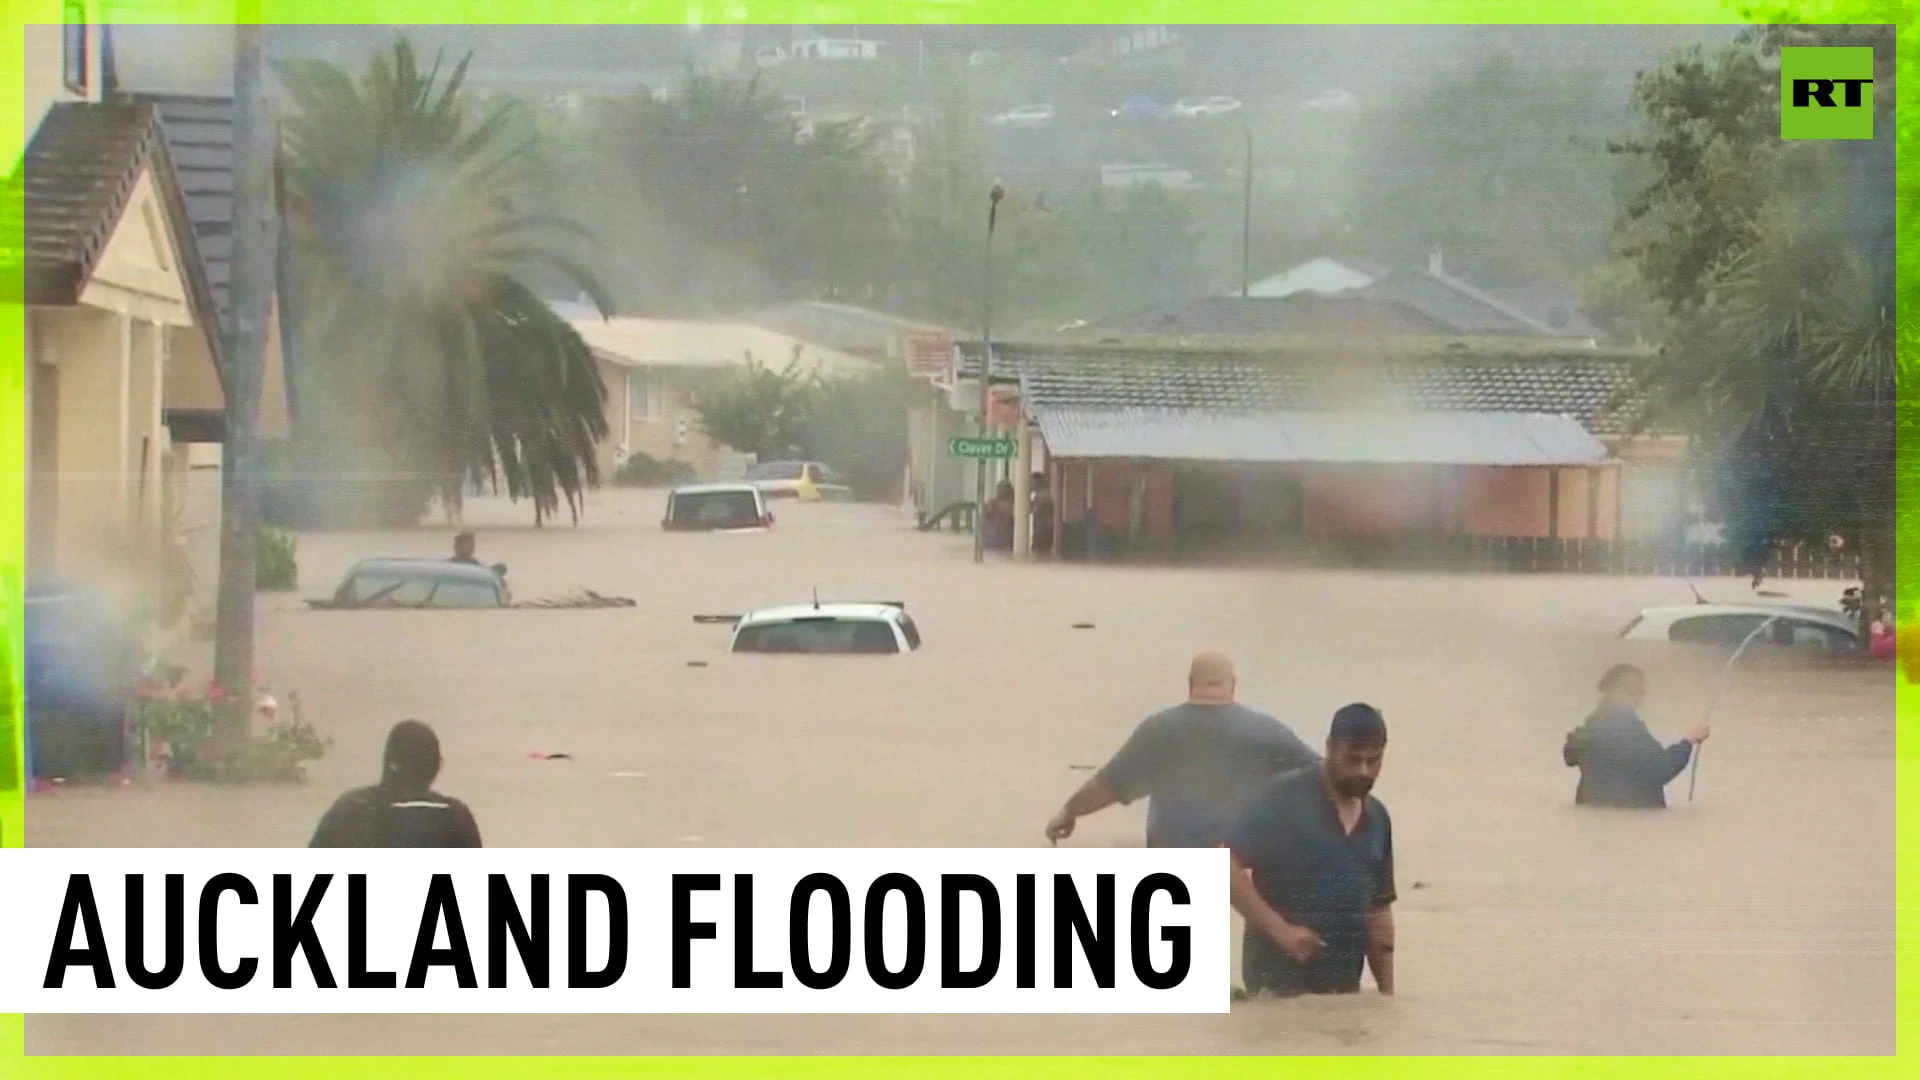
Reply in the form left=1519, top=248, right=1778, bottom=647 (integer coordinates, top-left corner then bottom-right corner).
left=1241, top=126, right=1253, bottom=298
left=973, top=181, right=1005, bottom=566
left=211, top=18, right=274, bottom=744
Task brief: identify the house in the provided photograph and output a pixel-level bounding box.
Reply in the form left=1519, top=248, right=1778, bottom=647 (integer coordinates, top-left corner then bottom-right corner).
left=9, top=18, right=290, bottom=610
left=944, top=340, right=1696, bottom=560
left=555, top=304, right=877, bottom=482
left=1241, top=252, right=1606, bottom=344
left=1084, top=294, right=1456, bottom=338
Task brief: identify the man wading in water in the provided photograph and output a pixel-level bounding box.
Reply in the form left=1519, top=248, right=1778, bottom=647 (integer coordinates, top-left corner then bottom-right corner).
left=310, top=720, right=483, bottom=847
left=1045, top=651, right=1319, bottom=848
left=1228, top=704, right=1396, bottom=998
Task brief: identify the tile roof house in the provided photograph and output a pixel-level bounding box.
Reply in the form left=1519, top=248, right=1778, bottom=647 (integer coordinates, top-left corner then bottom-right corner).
left=953, top=342, right=1644, bottom=437
left=1238, top=252, right=1604, bottom=343
left=943, top=340, right=1671, bottom=558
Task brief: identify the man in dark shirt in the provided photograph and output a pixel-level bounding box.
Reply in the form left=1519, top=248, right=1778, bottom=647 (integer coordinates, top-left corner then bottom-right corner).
left=1045, top=651, right=1319, bottom=848
left=1228, top=703, right=1395, bottom=997
left=310, top=720, right=483, bottom=847
left=450, top=532, right=482, bottom=566
left=1563, top=663, right=1709, bottom=809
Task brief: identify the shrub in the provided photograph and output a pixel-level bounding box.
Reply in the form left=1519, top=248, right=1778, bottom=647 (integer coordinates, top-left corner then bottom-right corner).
left=131, top=667, right=331, bottom=783
left=614, top=451, right=697, bottom=488
left=257, top=528, right=299, bottom=592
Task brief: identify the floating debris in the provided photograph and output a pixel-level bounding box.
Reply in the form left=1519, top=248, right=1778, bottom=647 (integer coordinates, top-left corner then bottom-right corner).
left=516, top=590, right=638, bottom=609
left=1071, top=622, right=1096, bottom=630
left=686, top=660, right=710, bottom=668
left=526, top=751, right=573, bottom=761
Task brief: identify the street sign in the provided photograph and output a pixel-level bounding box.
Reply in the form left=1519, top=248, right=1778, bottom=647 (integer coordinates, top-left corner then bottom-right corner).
left=949, top=436, right=1016, bottom=460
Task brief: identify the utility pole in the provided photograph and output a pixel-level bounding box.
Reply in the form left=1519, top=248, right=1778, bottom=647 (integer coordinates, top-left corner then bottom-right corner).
left=973, top=181, right=1005, bottom=566
left=211, top=17, right=274, bottom=744
left=1240, top=127, right=1253, bottom=297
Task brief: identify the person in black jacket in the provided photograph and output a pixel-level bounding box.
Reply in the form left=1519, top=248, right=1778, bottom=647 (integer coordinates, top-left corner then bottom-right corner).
left=1563, top=664, right=1710, bottom=809
left=310, top=720, right=483, bottom=847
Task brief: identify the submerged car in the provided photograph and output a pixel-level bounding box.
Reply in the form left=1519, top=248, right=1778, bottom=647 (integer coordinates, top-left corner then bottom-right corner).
left=663, top=483, right=775, bottom=531
left=1618, top=603, right=1862, bottom=655
left=746, top=461, right=850, bottom=502
left=312, top=558, right=511, bottom=610
left=696, top=599, right=923, bottom=655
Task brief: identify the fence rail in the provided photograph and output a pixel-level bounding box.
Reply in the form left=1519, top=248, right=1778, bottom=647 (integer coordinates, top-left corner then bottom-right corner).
left=1308, top=536, right=1862, bottom=579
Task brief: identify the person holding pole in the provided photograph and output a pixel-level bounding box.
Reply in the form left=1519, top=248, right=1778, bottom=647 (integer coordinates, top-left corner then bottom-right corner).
left=1562, top=664, right=1709, bottom=809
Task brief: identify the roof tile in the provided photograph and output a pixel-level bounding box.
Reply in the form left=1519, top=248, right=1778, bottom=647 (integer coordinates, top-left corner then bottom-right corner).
left=953, top=344, right=1643, bottom=436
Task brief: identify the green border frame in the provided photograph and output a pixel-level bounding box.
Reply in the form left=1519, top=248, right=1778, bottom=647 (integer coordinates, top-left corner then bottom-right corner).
left=3, top=0, right=1912, bottom=1073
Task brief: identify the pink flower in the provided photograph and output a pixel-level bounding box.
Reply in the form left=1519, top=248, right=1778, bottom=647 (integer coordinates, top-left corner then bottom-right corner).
left=205, top=682, right=228, bottom=703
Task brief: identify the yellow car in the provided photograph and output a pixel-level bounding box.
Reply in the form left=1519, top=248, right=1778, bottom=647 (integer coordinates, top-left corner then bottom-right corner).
left=746, top=460, right=852, bottom=502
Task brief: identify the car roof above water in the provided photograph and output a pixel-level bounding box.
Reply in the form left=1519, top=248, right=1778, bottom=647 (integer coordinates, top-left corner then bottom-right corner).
left=670, top=483, right=764, bottom=496
left=739, top=603, right=905, bottom=626
left=1638, top=603, right=1855, bottom=631
left=346, top=557, right=501, bottom=582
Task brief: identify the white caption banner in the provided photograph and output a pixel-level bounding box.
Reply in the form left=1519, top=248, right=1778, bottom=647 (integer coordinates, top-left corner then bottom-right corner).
left=0, top=847, right=1230, bottom=1014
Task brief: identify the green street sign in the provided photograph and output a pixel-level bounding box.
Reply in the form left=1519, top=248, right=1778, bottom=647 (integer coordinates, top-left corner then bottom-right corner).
left=949, top=436, right=1017, bottom=459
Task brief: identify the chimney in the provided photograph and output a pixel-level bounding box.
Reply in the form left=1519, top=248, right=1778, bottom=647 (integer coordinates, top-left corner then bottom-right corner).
left=1428, top=246, right=1443, bottom=276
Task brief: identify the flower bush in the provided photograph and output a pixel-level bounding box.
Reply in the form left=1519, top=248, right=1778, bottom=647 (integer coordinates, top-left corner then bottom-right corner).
left=131, top=665, right=332, bottom=783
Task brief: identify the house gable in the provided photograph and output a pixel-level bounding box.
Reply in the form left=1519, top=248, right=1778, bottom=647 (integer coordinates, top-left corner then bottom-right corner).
left=76, top=163, right=193, bottom=325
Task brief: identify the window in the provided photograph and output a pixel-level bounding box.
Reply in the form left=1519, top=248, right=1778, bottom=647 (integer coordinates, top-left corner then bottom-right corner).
left=346, top=572, right=434, bottom=608
left=897, top=614, right=922, bottom=651
left=429, top=579, right=504, bottom=609
left=1780, top=619, right=1856, bottom=654
left=667, top=490, right=764, bottom=529
left=733, top=617, right=898, bottom=655
left=62, top=2, right=87, bottom=95
left=1666, top=613, right=1771, bottom=648
left=626, top=368, right=661, bottom=423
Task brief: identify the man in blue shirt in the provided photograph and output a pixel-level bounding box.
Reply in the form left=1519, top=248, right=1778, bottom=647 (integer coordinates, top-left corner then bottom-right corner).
left=1228, top=703, right=1396, bottom=997
left=1045, top=651, right=1319, bottom=848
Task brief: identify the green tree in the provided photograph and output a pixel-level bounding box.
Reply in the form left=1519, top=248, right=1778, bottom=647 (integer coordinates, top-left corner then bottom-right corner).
left=1608, top=16, right=1901, bottom=623
left=684, top=348, right=820, bottom=461
left=1345, top=50, right=1624, bottom=289
left=277, top=38, right=615, bottom=527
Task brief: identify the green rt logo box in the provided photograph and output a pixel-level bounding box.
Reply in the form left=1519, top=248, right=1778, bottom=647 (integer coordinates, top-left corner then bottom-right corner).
left=1781, top=47, right=1875, bottom=140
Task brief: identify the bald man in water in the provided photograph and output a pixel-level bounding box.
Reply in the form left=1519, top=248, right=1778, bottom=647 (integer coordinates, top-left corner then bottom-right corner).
left=1046, top=651, right=1320, bottom=848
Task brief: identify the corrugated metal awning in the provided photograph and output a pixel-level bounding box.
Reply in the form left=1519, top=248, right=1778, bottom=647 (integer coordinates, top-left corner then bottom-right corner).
left=1033, top=408, right=1610, bottom=466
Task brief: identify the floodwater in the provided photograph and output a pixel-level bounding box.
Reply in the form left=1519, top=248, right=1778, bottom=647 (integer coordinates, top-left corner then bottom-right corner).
left=27, top=490, right=1896, bottom=1055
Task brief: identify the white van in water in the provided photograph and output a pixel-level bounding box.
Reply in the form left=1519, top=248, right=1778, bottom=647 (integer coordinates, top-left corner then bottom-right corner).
left=662, top=483, right=774, bottom=533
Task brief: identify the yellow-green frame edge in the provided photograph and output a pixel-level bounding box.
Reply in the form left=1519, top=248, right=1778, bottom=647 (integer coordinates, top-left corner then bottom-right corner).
left=1, top=0, right=1911, bottom=1073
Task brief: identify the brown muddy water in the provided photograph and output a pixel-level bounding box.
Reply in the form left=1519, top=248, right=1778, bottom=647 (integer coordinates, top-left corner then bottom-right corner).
left=27, top=490, right=1896, bottom=1055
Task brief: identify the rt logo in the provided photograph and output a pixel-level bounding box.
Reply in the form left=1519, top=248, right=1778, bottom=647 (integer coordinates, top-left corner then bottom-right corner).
left=1781, top=47, right=1875, bottom=140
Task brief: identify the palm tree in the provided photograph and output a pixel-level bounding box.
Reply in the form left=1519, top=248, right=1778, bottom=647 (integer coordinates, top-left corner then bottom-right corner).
left=275, top=38, right=614, bottom=526
left=1631, top=148, right=1899, bottom=621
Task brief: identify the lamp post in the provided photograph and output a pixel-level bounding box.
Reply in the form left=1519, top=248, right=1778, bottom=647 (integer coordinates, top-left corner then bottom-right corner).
left=973, top=181, right=1005, bottom=565
left=212, top=17, right=274, bottom=747
left=1241, top=126, right=1253, bottom=297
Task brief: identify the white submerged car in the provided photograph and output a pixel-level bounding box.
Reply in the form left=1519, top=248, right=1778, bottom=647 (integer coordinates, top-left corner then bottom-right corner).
left=696, top=600, right=923, bottom=655
left=1619, top=603, right=1862, bottom=655
left=663, top=483, right=774, bottom=532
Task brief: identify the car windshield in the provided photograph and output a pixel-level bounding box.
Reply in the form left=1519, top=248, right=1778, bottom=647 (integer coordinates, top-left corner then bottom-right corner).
left=734, top=617, right=900, bottom=654
left=346, top=571, right=437, bottom=607
left=670, top=491, right=763, bottom=528
left=748, top=463, right=804, bottom=481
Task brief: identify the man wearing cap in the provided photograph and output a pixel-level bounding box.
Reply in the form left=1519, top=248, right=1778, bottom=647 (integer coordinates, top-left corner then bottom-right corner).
left=310, top=720, right=483, bottom=847
left=1045, top=651, right=1319, bottom=848
left=1228, top=704, right=1395, bottom=997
